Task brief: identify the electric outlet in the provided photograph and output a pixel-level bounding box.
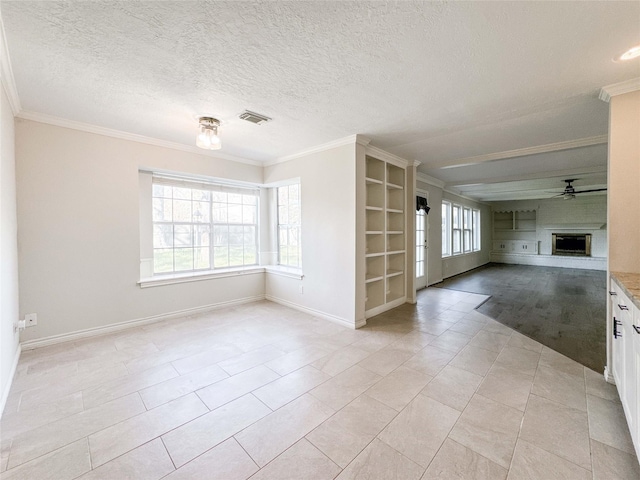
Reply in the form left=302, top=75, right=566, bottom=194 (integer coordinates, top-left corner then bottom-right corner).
left=25, top=313, right=37, bottom=327
left=299, top=285, right=304, bottom=294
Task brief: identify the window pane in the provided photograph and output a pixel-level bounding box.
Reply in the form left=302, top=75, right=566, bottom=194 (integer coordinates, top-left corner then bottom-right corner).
left=154, top=249, right=173, bottom=273
left=192, top=201, right=210, bottom=223
left=278, top=187, right=288, bottom=205
left=228, top=225, right=244, bottom=245
left=153, top=224, right=173, bottom=248
left=195, top=225, right=210, bottom=247
left=173, top=200, right=192, bottom=222
left=174, top=248, right=193, bottom=271
left=213, top=225, right=228, bottom=246
left=242, top=194, right=256, bottom=205
left=228, top=193, right=242, bottom=204
left=193, top=189, right=210, bottom=202
left=212, top=203, right=227, bottom=223
left=195, top=247, right=210, bottom=270
left=278, top=205, right=288, bottom=224
left=211, top=191, right=226, bottom=202
left=228, top=246, right=244, bottom=266
left=244, top=245, right=257, bottom=265
left=289, top=184, right=299, bottom=203
left=228, top=205, right=242, bottom=223
left=153, top=184, right=172, bottom=198
left=453, top=230, right=461, bottom=253
left=243, top=205, right=256, bottom=224
left=214, top=246, right=229, bottom=267
left=153, top=198, right=172, bottom=222
left=173, top=187, right=191, bottom=200
left=174, top=225, right=193, bottom=247
left=244, top=226, right=255, bottom=245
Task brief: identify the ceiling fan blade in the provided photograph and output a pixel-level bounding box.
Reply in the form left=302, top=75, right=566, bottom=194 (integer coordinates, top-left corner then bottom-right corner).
left=575, top=188, right=607, bottom=194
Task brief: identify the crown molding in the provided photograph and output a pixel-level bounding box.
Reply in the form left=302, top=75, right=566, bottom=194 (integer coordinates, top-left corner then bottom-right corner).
left=265, top=134, right=368, bottom=166
left=416, top=172, right=446, bottom=188
left=599, top=77, right=640, bottom=103
left=0, top=13, right=21, bottom=114
left=431, top=135, right=608, bottom=170
left=17, top=111, right=262, bottom=166
left=365, top=144, right=411, bottom=168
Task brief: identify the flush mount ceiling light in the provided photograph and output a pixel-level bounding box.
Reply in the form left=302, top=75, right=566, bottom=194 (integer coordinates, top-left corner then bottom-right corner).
left=196, top=117, right=221, bottom=150
left=614, top=44, right=640, bottom=62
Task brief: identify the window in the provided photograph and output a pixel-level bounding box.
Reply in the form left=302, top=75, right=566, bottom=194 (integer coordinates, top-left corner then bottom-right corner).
left=442, top=201, right=451, bottom=257
left=472, top=209, right=481, bottom=251
left=452, top=204, right=462, bottom=254
left=277, top=183, right=301, bottom=268
left=442, top=200, right=481, bottom=258
left=463, top=207, right=472, bottom=253
left=152, top=178, right=258, bottom=275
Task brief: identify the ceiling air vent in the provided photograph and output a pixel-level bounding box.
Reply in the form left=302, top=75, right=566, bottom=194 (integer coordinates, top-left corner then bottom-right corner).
left=239, top=110, right=272, bottom=125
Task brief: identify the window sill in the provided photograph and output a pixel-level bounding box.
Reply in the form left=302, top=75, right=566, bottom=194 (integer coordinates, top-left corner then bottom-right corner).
left=264, top=265, right=304, bottom=280
left=138, top=266, right=265, bottom=288
left=442, top=250, right=482, bottom=260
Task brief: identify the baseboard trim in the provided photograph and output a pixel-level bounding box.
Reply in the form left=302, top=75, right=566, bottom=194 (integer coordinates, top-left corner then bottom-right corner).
left=603, top=366, right=616, bottom=385
left=265, top=295, right=357, bottom=330
left=20, top=295, right=266, bottom=351
left=1, top=343, right=21, bottom=418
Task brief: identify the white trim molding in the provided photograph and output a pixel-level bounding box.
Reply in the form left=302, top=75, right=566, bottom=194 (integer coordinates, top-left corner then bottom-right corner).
left=599, top=78, right=640, bottom=103
left=265, top=294, right=362, bottom=329
left=431, top=135, right=608, bottom=170
left=139, top=267, right=264, bottom=288
left=16, top=111, right=262, bottom=166
left=266, top=134, right=370, bottom=166
left=365, top=144, right=411, bottom=168
left=603, top=366, right=616, bottom=385
left=20, top=295, right=265, bottom=350
left=416, top=172, right=446, bottom=188
left=1, top=344, right=21, bottom=418
left=0, top=13, right=21, bottom=114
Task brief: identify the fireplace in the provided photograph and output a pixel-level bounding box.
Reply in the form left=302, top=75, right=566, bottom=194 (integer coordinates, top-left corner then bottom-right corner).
left=552, top=233, right=591, bottom=256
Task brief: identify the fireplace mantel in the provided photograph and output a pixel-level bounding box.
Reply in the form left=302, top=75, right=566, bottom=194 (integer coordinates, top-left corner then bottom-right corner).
left=543, top=223, right=606, bottom=230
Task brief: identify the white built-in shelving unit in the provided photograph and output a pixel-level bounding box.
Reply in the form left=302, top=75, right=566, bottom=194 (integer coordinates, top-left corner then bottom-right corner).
left=365, top=155, right=407, bottom=316
left=492, top=209, right=538, bottom=254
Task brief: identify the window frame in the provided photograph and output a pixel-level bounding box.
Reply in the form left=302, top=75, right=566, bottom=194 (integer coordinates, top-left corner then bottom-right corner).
left=277, top=183, right=302, bottom=269
left=472, top=209, right=481, bottom=252
left=442, top=200, right=481, bottom=258
left=452, top=204, right=462, bottom=255
left=441, top=201, right=451, bottom=257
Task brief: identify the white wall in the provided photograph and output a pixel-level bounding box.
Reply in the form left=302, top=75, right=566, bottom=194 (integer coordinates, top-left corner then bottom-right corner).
left=1, top=86, right=20, bottom=411
left=15, top=120, right=265, bottom=343
left=489, top=195, right=607, bottom=268
left=263, top=143, right=358, bottom=327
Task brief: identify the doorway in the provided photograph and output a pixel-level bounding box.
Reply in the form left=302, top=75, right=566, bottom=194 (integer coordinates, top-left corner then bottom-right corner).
left=416, top=200, right=428, bottom=289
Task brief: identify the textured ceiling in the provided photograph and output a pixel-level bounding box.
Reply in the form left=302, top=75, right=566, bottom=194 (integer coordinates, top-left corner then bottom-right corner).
left=2, top=1, right=640, bottom=199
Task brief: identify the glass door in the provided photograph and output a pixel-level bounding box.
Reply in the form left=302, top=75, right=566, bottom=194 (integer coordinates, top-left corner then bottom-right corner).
left=416, top=205, right=428, bottom=289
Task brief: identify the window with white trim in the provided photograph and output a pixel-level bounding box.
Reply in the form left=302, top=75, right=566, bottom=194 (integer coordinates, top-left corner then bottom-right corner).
left=152, top=177, right=259, bottom=274
left=472, top=209, right=481, bottom=251
left=277, top=183, right=301, bottom=268
left=463, top=207, right=472, bottom=253
left=442, top=201, right=451, bottom=257
left=452, top=204, right=462, bottom=255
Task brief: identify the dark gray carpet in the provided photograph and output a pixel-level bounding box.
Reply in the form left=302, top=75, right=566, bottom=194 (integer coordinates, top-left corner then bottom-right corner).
left=435, top=263, right=606, bottom=373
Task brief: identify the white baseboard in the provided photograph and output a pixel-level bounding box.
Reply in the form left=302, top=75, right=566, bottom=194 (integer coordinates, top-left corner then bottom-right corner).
left=20, top=295, right=266, bottom=351
left=265, top=295, right=359, bottom=330
left=1, top=343, right=21, bottom=418
left=603, top=366, right=616, bottom=385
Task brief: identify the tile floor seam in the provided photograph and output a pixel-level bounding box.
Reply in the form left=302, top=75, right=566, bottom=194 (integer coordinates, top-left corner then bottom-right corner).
left=159, top=435, right=178, bottom=472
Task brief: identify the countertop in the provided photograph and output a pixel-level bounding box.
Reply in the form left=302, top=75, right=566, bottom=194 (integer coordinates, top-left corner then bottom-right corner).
left=611, top=271, right=640, bottom=310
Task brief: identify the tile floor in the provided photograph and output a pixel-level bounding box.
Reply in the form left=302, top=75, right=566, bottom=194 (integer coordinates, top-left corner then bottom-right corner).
left=1, top=288, right=638, bottom=479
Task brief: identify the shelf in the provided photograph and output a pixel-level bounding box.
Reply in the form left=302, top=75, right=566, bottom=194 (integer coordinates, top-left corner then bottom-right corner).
left=365, top=177, right=383, bottom=185
left=387, top=231, right=403, bottom=235
left=387, top=208, right=403, bottom=214
left=387, top=250, right=405, bottom=255
left=386, top=269, right=403, bottom=278
left=365, top=274, right=384, bottom=283
left=387, top=182, right=404, bottom=190
left=366, top=252, right=385, bottom=258
left=366, top=230, right=383, bottom=235
left=365, top=206, right=383, bottom=211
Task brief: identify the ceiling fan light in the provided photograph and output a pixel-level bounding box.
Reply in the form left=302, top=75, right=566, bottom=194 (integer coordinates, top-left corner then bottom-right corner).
left=614, top=44, right=640, bottom=62
left=196, top=117, right=222, bottom=150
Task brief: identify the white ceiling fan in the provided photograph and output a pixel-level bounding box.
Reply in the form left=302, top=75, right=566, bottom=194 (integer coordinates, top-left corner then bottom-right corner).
left=552, top=179, right=607, bottom=200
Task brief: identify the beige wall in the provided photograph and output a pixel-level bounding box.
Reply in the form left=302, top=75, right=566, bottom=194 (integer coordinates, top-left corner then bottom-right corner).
left=608, top=90, right=640, bottom=273
left=15, top=120, right=264, bottom=342
left=1, top=87, right=20, bottom=410
left=263, top=144, right=358, bottom=327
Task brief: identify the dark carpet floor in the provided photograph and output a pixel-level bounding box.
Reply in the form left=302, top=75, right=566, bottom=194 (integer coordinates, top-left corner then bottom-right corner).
left=435, top=263, right=606, bottom=373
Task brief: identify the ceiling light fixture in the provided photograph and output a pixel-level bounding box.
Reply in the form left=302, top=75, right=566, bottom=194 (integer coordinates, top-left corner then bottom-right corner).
left=614, top=44, right=640, bottom=62
left=196, top=117, right=221, bottom=150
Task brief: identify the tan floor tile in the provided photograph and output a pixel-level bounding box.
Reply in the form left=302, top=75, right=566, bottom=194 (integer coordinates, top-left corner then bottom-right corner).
left=519, top=394, right=591, bottom=470
left=478, top=364, right=534, bottom=411
left=364, top=366, right=432, bottom=411
left=170, top=343, right=245, bottom=375
left=402, top=346, right=456, bottom=376
left=123, top=343, right=208, bottom=375
left=507, top=439, right=591, bottom=480
left=449, top=345, right=499, bottom=376
left=351, top=332, right=396, bottom=352
left=139, top=363, right=229, bottom=409
left=162, top=393, right=271, bottom=467
left=449, top=394, right=523, bottom=469
left=253, top=365, right=330, bottom=410
left=388, top=331, right=437, bottom=353
left=422, top=438, right=507, bottom=480
left=218, top=345, right=286, bottom=376
left=1, top=438, right=10, bottom=473
left=416, top=319, right=455, bottom=336
left=76, top=438, right=174, bottom=480
left=0, top=391, right=83, bottom=439
left=591, top=439, right=640, bottom=480
left=335, top=438, right=424, bottom=480
left=1, top=439, right=90, bottom=480
left=507, top=331, right=543, bottom=353
left=88, top=393, right=208, bottom=467
left=8, top=392, right=145, bottom=469
left=378, top=395, right=459, bottom=467
left=195, top=364, right=280, bottom=410
left=468, top=330, right=511, bottom=353
left=235, top=394, right=334, bottom=467
left=587, top=394, right=636, bottom=455
left=448, top=319, right=485, bottom=337
left=265, top=345, right=335, bottom=376
left=82, top=363, right=179, bottom=409
left=358, top=346, right=415, bottom=376
left=482, top=320, right=514, bottom=336
left=249, top=439, right=340, bottom=480
left=494, top=346, right=540, bottom=377
left=309, top=365, right=381, bottom=411
left=539, top=347, right=584, bottom=377
left=532, top=365, right=586, bottom=411
left=585, top=368, right=621, bottom=403
left=162, top=438, right=258, bottom=480
left=306, top=394, right=397, bottom=467
left=420, top=364, right=483, bottom=412
left=312, top=346, right=372, bottom=377
left=428, top=330, right=472, bottom=353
